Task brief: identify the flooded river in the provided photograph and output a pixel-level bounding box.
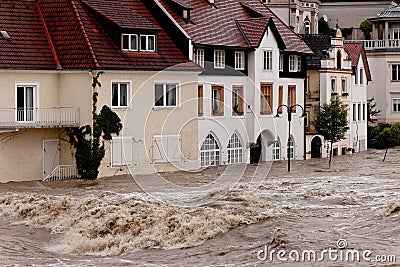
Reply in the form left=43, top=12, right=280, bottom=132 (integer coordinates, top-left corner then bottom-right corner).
left=1, top=149, right=400, bottom=266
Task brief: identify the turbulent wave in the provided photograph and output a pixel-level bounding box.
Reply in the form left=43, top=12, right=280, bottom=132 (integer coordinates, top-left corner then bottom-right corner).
left=0, top=190, right=269, bottom=256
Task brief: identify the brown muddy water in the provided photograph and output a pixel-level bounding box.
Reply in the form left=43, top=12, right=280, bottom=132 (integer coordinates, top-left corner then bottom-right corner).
left=1, top=149, right=400, bottom=266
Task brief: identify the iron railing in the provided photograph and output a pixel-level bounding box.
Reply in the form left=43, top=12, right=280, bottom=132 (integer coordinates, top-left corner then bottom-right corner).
left=0, top=107, right=80, bottom=128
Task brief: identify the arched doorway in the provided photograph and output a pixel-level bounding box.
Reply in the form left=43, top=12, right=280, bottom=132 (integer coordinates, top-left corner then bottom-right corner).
left=250, top=130, right=275, bottom=163
left=311, top=136, right=322, bottom=158
left=250, top=135, right=262, bottom=164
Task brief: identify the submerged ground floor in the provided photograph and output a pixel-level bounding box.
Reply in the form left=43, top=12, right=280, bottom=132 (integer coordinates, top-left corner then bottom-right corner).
left=0, top=149, right=399, bottom=266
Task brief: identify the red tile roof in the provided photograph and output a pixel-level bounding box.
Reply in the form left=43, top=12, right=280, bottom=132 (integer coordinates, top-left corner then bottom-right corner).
left=344, top=41, right=372, bottom=81
left=343, top=42, right=362, bottom=67
left=81, top=0, right=160, bottom=31
left=0, top=0, right=57, bottom=69
left=236, top=17, right=270, bottom=47
left=0, top=0, right=199, bottom=71
left=157, top=0, right=312, bottom=54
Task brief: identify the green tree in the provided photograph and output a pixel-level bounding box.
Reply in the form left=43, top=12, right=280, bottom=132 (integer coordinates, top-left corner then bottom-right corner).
left=376, top=123, right=400, bottom=162
left=367, top=97, right=381, bottom=124
left=67, top=72, right=122, bottom=179
left=314, top=96, right=348, bottom=167
left=360, top=19, right=372, bottom=40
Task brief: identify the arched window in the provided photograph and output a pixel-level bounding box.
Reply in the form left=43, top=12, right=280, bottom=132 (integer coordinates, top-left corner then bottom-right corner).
left=287, top=136, right=294, bottom=159
left=337, top=50, right=342, bottom=69
left=304, top=21, right=310, bottom=34
left=227, top=133, right=243, bottom=164
left=200, top=134, right=220, bottom=167
left=272, top=139, right=281, bottom=160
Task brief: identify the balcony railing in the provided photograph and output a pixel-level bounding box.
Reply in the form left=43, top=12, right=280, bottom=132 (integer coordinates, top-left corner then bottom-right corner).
left=0, top=107, right=80, bottom=128
left=347, top=39, right=400, bottom=51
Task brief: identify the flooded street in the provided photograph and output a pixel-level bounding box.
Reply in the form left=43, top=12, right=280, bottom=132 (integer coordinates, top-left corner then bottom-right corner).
left=1, top=149, right=400, bottom=266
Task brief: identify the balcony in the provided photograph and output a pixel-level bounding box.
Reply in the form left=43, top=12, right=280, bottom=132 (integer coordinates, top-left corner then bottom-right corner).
left=0, top=107, right=80, bottom=128
left=347, top=39, right=400, bottom=51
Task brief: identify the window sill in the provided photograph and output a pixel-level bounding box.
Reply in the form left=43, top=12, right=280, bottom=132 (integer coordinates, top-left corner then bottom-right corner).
left=211, top=113, right=224, bottom=116
left=231, top=114, right=245, bottom=119
left=111, top=106, right=131, bottom=110
left=153, top=106, right=180, bottom=110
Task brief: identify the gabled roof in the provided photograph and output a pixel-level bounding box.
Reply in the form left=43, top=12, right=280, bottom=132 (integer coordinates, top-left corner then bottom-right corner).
left=236, top=17, right=285, bottom=49
left=343, top=42, right=361, bottom=67
left=0, top=0, right=57, bottom=69
left=344, top=41, right=372, bottom=81
left=156, top=0, right=312, bottom=54
left=81, top=0, right=160, bottom=30
left=0, top=0, right=199, bottom=71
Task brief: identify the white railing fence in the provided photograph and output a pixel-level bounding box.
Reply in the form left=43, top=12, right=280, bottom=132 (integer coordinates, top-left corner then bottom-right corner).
left=43, top=165, right=80, bottom=182
left=0, top=107, right=80, bottom=127
left=347, top=39, right=400, bottom=50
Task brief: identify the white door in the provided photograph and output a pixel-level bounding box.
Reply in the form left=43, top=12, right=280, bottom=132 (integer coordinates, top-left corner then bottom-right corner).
left=43, top=140, right=59, bottom=178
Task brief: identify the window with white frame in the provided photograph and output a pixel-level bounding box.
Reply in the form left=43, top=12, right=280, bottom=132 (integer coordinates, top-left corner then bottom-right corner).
left=272, top=140, right=281, bottom=160
left=360, top=68, right=364, bottom=84
left=153, top=135, right=181, bottom=163
left=235, top=51, right=245, bottom=70
left=193, top=48, right=204, bottom=67
left=212, top=85, right=224, bottom=115
left=140, top=35, right=155, bottom=52
left=353, top=103, right=357, bottom=121
left=263, top=50, right=272, bottom=70
left=111, top=81, right=130, bottom=108
left=227, top=133, right=243, bottom=164
left=358, top=103, right=361, bottom=121
left=331, top=78, right=336, bottom=93
left=287, top=136, right=294, bottom=159
left=16, top=84, right=37, bottom=122
left=214, top=49, right=225, bottom=69
left=155, top=83, right=178, bottom=107
left=289, top=55, right=296, bottom=72
left=297, top=56, right=301, bottom=71
left=341, top=78, right=346, bottom=94
left=200, top=134, right=220, bottom=167
left=392, top=64, right=400, bottom=81
left=111, top=136, right=133, bottom=167
left=393, top=98, right=400, bottom=112
left=279, top=53, right=284, bottom=71
left=122, top=34, right=138, bottom=51
left=232, top=85, right=244, bottom=115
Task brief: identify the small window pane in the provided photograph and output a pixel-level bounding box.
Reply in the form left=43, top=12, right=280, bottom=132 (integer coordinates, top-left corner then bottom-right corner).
left=148, top=36, right=155, bottom=51
left=141, top=36, right=147, bottom=50
left=155, top=84, right=164, bottom=106
left=112, top=84, right=119, bottom=106
left=120, top=84, right=128, bottom=106
left=130, top=35, right=137, bottom=50
left=122, top=35, right=129, bottom=50
left=166, top=84, right=176, bottom=106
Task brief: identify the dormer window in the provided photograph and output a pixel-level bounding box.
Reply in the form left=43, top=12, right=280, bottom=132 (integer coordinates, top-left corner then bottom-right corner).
left=121, top=34, right=156, bottom=52
left=140, top=35, right=155, bottom=52
left=183, top=9, right=189, bottom=19
left=122, top=34, right=138, bottom=51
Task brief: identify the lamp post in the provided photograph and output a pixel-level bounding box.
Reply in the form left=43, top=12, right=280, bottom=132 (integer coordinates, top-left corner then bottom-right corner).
left=275, top=104, right=306, bottom=172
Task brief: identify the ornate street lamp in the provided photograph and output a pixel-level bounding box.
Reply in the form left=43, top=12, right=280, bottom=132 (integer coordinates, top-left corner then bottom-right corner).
left=275, top=104, right=306, bottom=172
